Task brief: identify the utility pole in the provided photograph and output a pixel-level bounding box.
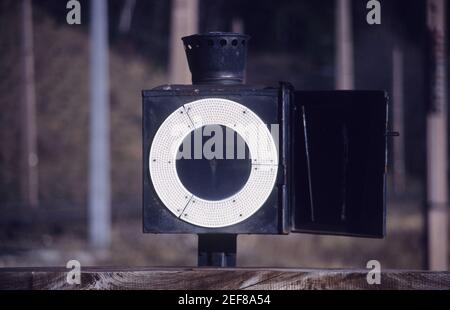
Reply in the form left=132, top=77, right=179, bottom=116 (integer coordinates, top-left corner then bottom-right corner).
left=20, top=0, right=38, bottom=209
left=89, top=0, right=111, bottom=249
left=335, top=0, right=354, bottom=90
left=426, top=0, right=448, bottom=271
left=169, top=0, right=199, bottom=84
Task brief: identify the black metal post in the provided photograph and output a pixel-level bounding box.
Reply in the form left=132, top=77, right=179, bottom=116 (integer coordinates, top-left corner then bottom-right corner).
left=198, top=234, right=237, bottom=267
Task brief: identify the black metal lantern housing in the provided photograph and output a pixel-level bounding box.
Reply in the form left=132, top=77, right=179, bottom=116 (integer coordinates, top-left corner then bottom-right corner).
left=142, top=32, right=388, bottom=266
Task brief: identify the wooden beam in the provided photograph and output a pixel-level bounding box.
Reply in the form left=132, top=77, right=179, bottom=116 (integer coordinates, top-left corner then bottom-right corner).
left=0, top=268, right=449, bottom=290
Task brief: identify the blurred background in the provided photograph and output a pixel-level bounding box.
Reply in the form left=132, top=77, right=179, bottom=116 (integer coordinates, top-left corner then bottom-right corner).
left=0, top=0, right=449, bottom=270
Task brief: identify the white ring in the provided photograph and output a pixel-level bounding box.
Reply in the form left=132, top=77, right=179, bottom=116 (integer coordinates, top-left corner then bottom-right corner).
left=149, top=98, right=278, bottom=228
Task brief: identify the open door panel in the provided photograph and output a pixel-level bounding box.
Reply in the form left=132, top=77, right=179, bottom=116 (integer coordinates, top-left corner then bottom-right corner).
left=291, top=91, right=388, bottom=238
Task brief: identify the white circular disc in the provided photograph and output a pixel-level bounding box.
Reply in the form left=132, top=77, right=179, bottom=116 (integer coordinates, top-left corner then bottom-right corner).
left=149, top=98, right=278, bottom=228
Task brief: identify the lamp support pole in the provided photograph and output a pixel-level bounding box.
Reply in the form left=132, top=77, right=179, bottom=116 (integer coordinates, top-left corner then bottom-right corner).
left=198, top=234, right=237, bottom=267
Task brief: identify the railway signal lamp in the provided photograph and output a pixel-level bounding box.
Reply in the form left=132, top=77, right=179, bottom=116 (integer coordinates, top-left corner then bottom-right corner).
left=142, top=33, right=388, bottom=267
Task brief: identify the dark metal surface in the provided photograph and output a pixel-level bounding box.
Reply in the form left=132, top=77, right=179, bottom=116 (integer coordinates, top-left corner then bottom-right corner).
left=176, top=126, right=252, bottom=201
left=182, top=32, right=250, bottom=85
left=142, top=87, right=388, bottom=238
left=142, top=86, right=285, bottom=235
left=198, top=234, right=237, bottom=267
left=143, top=32, right=388, bottom=268
left=290, top=91, right=388, bottom=237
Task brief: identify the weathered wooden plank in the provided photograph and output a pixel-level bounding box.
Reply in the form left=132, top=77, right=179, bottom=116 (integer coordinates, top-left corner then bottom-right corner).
left=0, top=268, right=449, bottom=290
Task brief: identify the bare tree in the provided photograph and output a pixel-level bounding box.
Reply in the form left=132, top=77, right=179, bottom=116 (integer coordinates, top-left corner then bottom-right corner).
left=335, top=0, right=354, bottom=90
left=392, top=46, right=406, bottom=194
left=20, top=0, right=38, bottom=209
left=231, top=17, right=244, bottom=34
left=426, top=0, right=448, bottom=271
left=119, top=0, right=136, bottom=34
left=169, top=0, right=199, bottom=84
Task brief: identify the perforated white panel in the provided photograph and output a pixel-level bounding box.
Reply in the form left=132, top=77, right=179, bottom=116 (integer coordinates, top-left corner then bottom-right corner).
left=149, top=98, right=278, bottom=228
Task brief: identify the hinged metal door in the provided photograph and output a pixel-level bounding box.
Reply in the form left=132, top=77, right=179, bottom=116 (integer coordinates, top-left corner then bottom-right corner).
left=291, top=91, right=388, bottom=237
